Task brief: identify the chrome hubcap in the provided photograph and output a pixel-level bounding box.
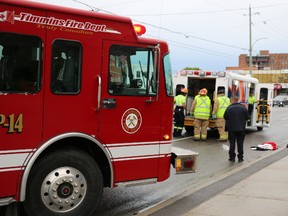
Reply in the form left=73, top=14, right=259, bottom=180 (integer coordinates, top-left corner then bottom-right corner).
left=41, top=167, right=87, bottom=213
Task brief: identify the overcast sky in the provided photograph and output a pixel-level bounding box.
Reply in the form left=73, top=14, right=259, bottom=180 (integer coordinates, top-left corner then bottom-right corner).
left=30, top=0, right=288, bottom=72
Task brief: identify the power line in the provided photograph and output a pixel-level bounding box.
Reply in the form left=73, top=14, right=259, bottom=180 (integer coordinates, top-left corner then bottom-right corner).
left=128, top=8, right=247, bottom=17
left=71, top=0, right=288, bottom=52
left=126, top=2, right=288, bottom=17
left=257, top=14, right=288, bottom=39
left=132, top=18, right=248, bottom=51
left=72, top=0, right=246, bottom=52
left=72, top=0, right=287, bottom=59
left=165, top=39, right=238, bottom=59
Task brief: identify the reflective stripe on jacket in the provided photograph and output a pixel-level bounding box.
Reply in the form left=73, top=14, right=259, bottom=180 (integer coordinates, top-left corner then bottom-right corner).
left=194, top=96, right=211, bottom=120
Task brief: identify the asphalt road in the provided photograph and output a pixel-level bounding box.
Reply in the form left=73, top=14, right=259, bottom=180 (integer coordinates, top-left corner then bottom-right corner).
left=93, top=106, right=288, bottom=216
left=3, top=107, right=285, bottom=216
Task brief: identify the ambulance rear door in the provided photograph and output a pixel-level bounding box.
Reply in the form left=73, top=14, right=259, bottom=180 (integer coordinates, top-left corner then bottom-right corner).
left=255, top=84, right=273, bottom=128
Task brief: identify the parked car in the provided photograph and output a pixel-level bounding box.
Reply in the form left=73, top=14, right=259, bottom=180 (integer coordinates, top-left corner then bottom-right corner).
left=272, top=95, right=288, bottom=107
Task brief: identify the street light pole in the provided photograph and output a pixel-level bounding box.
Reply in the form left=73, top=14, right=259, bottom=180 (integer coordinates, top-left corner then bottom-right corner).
left=248, top=6, right=266, bottom=76
left=249, top=5, right=252, bottom=76
left=252, top=37, right=268, bottom=49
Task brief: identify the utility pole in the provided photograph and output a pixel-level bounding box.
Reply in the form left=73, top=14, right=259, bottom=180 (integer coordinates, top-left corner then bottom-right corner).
left=249, top=5, right=252, bottom=76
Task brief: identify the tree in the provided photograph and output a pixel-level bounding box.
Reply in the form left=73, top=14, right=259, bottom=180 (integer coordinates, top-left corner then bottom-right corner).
left=183, top=67, right=201, bottom=70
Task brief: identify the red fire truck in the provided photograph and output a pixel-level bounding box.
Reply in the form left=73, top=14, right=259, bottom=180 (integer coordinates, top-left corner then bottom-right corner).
left=0, top=1, right=198, bottom=215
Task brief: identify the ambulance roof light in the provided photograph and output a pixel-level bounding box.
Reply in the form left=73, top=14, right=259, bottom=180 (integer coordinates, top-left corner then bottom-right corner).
left=187, top=70, right=193, bottom=75
left=180, top=70, right=187, bottom=76
left=134, top=24, right=146, bottom=36
left=199, top=71, right=205, bottom=77
left=218, top=71, right=226, bottom=77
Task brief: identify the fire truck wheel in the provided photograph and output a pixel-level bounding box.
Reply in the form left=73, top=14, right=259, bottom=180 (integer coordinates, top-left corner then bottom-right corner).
left=23, top=149, right=103, bottom=216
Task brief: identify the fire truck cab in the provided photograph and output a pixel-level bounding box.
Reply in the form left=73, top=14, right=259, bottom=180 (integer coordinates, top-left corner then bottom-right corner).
left=0, top=1, right=198, bottom=215
left=173, top=70, right=273, bottom=134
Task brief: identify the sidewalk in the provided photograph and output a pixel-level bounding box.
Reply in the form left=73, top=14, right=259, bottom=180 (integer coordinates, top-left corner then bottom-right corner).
left=141, top=148, right=288, bottom=216
left=183, top=152, right=288, bottom=216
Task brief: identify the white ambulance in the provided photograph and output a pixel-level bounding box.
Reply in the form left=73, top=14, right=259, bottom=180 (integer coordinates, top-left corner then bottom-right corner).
left=173, top=70, right=273, bottom=134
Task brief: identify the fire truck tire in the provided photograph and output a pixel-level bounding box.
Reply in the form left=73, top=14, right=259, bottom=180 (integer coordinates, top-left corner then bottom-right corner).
left=23, top=149, right=103, bottom=216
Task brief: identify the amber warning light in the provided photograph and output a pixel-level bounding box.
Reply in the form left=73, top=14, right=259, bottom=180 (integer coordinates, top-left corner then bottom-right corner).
left=134, top=24, right=146, bottom=36
left=171, top=147, right=198, bottom=174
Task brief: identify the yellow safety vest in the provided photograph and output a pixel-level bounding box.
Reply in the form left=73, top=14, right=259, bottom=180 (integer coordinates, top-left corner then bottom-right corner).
left=248, top=96, right=256, bottom=104
left=174, top=94, right=186, bottom=107
left=216, top=96, right=230, bottom=118
left=194, top=96, right=211, bottom=120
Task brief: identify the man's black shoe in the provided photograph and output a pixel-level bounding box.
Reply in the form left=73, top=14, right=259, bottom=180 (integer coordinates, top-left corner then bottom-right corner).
left=228, top=158, right=235, bottom=162
left=238, top=159, right=244, bottom=162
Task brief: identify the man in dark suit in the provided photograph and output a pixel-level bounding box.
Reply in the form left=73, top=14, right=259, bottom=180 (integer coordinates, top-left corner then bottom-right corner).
left=224, top=96, right=249, bottom=162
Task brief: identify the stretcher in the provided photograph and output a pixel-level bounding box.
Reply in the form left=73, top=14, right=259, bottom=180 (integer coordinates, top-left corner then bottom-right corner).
left=256, top=101, right=270, bottom=124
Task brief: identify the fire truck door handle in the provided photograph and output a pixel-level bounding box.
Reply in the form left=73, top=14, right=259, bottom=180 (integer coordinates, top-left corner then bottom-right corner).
left=102, top=98, right=116, bottom=109
left=96, top=75, right=101, bottom=110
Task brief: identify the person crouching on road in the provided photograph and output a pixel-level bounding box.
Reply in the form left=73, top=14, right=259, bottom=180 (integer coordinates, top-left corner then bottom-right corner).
left=212, top=88, right=230, bottom=141
left=190, top=88, right=211, bottom=141
left=224, top=96, right=249, bottom=162
left=173, top=87, right=188, bottom=137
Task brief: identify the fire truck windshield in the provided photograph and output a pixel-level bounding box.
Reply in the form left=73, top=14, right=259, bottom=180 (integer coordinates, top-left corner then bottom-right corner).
left=164, top=53, right=173, bottom=96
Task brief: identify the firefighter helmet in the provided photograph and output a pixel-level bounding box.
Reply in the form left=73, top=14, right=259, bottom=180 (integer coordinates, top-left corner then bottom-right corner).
left=199, top=88, right=208, bottom=95
left=181, top=88, right=188, bottom=94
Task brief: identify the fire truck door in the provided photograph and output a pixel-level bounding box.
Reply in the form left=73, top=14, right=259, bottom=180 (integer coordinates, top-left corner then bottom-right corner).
left=99, top=42, right=162, bottom=182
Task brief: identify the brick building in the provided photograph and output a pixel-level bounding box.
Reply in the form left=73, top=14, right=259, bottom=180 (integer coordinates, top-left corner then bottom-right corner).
left=227, top=50, right=288, bottom=71
left=226, top=50, right=288, bottom=96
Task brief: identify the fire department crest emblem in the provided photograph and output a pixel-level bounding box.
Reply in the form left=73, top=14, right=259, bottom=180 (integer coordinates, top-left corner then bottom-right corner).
left=121, top=108, right=142, bottom=134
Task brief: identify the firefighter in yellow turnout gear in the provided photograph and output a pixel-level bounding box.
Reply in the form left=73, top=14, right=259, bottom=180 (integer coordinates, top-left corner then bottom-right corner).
left=173, top=88, right=188, bottom=137
left=212, top=89, right=230, bottom=141
left=190, top=88, right=211, bottom=141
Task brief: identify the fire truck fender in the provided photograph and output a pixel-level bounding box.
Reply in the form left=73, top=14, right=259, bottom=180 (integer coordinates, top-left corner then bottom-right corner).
left=19, top=132, right=114, bottom=202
